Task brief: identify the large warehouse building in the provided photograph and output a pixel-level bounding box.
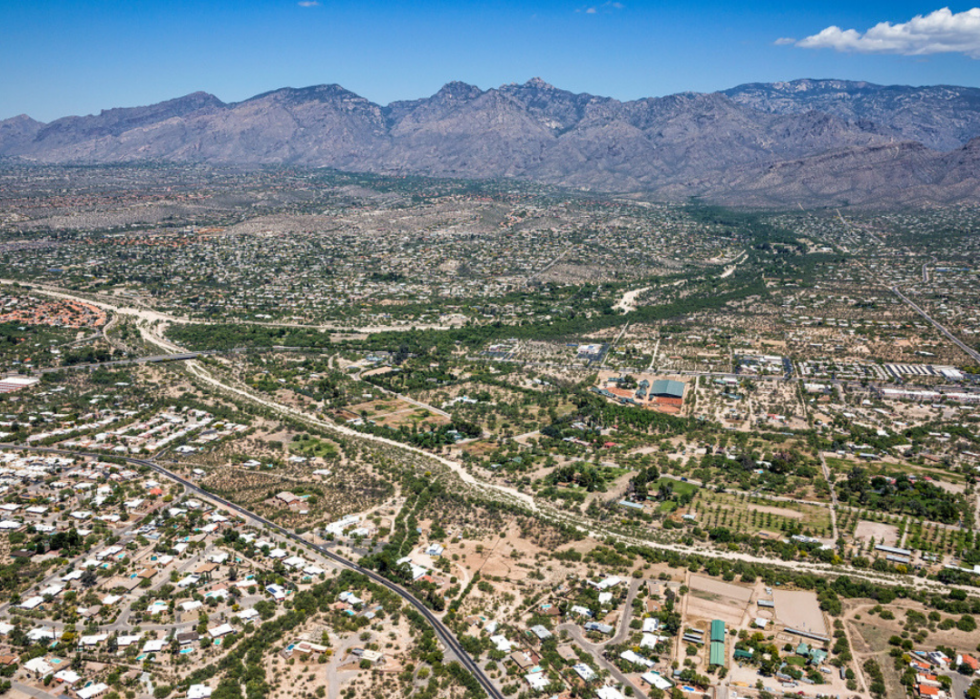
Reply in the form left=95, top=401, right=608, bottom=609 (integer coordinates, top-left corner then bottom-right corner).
left=649, top=379, right=685, bottom=410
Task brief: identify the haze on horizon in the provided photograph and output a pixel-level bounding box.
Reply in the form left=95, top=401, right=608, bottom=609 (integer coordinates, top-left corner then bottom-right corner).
left=3, top=0, right=980, bottom=122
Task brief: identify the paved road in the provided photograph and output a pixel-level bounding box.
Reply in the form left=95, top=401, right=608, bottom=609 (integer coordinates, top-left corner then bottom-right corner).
left=11, top=680, right=59, bottom=699
left=891, top=285, right=980, bottom=363
left=818, top=452, right=840, bottom=540
left=646, top=338, right=661, bottom=372
left=0, top=279, right=456, bottom=335
left=600, top=323, right=630, bottom=368
left=607, top=578, right=642, bottom=647
left=7, top=392, right=974, bottom=602
left=0, top=444, right=503, bottom=699
left=176, top=357, right=537, bottom=512
left=553, top=579, right=644, bottom=695
left=35, top=352, right=214, bottom=373
left=557, top=622, right=646, bottom=697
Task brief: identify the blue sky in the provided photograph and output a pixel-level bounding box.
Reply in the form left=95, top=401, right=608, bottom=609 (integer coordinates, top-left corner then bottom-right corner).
left=2, top=0, right=980, bottom=121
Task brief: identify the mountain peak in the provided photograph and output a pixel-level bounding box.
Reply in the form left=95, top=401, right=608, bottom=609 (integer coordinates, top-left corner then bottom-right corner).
left=771, top=78, right=876, bottom=92
left=522, top=77, right=555, bottom=90
left=8, top=114, right=41, bottom=123
left=107, top=91, right=224, bottom=114
left=184, top=90, right=221, bottom=101
left=434, top=81, right=484, bottom=100
left=961, top=136, right=980, bottom=152
left=244, top=84, right=365, bottom=105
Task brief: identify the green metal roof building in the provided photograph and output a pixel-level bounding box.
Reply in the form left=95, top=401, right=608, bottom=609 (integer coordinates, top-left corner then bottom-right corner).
left=709, top=641, right=726, bottom=667
left=651, top=379, right=685, bottom=399
left=710, top=619, right=726, bottom=643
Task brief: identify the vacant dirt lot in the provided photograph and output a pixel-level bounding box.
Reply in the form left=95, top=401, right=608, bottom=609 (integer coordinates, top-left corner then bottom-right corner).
left=773, top=590, right=827, bottom=636
left=854, top=520, right=900, bottom=548
left=686, top=575, right=753, bottom=626
left=748, top=503, right=804, bottom=520
left=690, top=575, right=753, bottom=602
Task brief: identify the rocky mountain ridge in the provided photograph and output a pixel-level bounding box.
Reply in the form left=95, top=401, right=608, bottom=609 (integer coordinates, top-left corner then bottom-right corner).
left=2, top=78, right=979, bottom=207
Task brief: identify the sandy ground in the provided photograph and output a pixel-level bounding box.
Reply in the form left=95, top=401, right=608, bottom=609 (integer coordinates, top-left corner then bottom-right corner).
left=846, top=598, right=980, bottom=661
left=689, top=575, right=753, bottom=602
left=854, top=520, right=900, bottom=548
left=773, top=590, right=827, bottom=636
left=613, top=286, right=651, bottom=313
left=727, top=661, right=849, bottom=698
left=686, top=594, right=749, bottom=627
left=686, top=575, right=754, bottom=626
left=748, top=504, right=805, bottom=520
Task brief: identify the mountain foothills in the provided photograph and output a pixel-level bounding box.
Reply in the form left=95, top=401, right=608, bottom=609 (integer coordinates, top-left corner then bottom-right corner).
left=3, top=78, right=980, bottom=206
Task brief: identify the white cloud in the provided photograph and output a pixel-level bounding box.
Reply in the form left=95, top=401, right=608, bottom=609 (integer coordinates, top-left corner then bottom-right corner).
left=578, top=2, right=622, bottom=14
left=297, top=1, right=320, bottom=6
left=797, top=7, right=980, bottom=58
left=773, top=37, right=796, bottom=45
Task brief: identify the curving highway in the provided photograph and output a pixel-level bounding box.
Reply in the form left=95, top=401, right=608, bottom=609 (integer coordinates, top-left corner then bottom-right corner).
left=0, top=444, right=503, bottom=699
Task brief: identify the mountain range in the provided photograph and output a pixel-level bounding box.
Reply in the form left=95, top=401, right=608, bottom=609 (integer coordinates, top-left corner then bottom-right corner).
left=3, top=78, right=980, bottom=207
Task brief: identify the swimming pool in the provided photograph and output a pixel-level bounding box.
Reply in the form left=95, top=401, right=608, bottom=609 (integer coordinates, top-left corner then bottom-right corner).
left=180, top=648, right=194, bottom=655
